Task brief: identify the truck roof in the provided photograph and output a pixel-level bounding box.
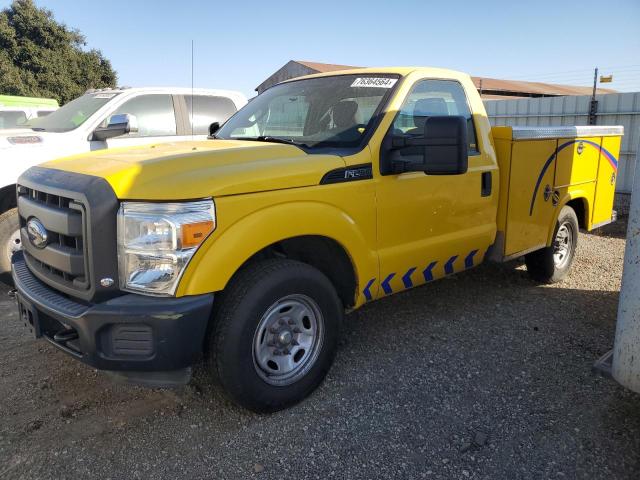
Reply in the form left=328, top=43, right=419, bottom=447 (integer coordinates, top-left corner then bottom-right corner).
left=286, top=66, right=471, bottom=83
left=0, top=95, right=59, bottom=108
left=84, top=87, right=247, bottom=104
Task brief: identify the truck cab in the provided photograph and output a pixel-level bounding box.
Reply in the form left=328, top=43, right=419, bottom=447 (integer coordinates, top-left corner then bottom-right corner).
left=0, top=87, right=247, bottom=276
left=10, top=68, right=622, bottom=412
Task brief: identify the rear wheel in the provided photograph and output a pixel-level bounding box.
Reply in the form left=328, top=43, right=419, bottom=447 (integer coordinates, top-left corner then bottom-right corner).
left=525, top=206, right=579, bottom=283
left=0, top=208, right=20, bottom=277
left=208, top=259, right=343, bottom=413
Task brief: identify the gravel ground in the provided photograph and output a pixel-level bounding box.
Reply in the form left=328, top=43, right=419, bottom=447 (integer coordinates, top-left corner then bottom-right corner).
left=1, top=224, right=639, bottom=480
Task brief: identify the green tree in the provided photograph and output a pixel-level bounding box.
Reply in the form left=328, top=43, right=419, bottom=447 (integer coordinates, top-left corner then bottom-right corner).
left=0, top=0, right=117, bottom=104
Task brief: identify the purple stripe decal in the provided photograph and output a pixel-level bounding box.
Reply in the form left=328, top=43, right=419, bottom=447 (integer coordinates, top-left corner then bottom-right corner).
left=529, top=139, right=618, bottom=216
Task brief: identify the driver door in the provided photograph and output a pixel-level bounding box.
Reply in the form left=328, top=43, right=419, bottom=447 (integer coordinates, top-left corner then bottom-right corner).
left=374, top=79, right=496, bottom=298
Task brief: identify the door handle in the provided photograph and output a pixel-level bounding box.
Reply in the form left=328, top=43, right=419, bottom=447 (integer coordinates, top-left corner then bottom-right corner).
left=481, top=172, right=492, bottom=197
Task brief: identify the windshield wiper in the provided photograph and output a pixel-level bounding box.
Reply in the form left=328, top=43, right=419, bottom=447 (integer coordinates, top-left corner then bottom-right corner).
left=235, top=136, right=310, bottom=149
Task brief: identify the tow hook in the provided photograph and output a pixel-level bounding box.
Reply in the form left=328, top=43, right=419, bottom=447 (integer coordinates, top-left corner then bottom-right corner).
left=8, top=288, right=17, bottom=298
left=53, top=328, right=79, bottom=344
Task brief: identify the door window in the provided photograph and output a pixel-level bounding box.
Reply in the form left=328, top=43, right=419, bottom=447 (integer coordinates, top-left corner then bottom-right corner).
left=392, top=80, right=479, bottom=154
left=184, top=95, right=237, bottom=135
left=108, top=94, right=177, bottom=137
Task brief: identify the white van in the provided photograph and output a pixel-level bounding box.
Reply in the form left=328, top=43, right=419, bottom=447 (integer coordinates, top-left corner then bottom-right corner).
left=0, top=87, right=247, bottom=276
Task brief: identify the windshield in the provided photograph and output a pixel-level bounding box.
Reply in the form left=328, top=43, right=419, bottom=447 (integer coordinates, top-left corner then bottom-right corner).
left=24, top=93, right=120, bottom=132
left=217, top=74, right=399, bottom=149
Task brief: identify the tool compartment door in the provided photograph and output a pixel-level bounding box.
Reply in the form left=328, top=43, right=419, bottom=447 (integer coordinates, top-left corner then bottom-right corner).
left=505, top=139, right=559, bottom=256
left=593, top=135, right=621, bottom=226
left=554, top=137, right=599, bottom=227
left=554, top=137, right=600, bottom=188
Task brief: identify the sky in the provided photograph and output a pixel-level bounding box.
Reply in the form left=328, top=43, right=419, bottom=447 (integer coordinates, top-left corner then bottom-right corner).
left=3, top=0, right=639, bottom=97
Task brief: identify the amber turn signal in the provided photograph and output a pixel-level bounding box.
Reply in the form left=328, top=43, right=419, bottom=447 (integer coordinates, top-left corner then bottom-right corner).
left=181, top=220, right=214, bottom=248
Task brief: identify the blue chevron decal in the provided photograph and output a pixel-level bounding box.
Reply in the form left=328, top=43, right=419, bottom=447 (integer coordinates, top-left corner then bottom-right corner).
left=423, top=261, right=437, bottom=282
left=465, top=249, right=479, bottom=269
left=381, top=273, right=395, bottom=295
left=366, top=251, right=481, bottom=302
left=402, top=267, right=417, bottom=288
left=444, top=255, right=458, bottom=275
left=363, top=278, right=375, bottom=301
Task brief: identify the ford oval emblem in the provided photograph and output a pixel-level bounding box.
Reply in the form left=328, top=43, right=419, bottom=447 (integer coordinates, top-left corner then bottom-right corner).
left=27, top=218, right=48, bottom=249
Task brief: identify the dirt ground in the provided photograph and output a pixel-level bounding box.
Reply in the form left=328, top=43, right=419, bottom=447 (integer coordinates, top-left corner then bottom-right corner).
left=0, top=223, right=639, bottom=479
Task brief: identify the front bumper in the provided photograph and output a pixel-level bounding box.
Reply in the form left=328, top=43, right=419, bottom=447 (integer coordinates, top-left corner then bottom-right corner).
left=12, top=251, right=213, bottom=382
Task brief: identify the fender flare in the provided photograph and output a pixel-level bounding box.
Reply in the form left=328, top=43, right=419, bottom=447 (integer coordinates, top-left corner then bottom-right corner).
left=176, top=201, right=378, bottom=300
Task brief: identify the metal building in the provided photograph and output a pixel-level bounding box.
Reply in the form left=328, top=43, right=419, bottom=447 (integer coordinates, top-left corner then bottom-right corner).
left=255, top=61, right=358, bottom=94
left=255, top=60, right=616, bottom=98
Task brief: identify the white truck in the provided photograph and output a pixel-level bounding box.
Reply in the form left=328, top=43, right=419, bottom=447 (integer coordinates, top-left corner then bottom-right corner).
left=0, top=87, right=247, bottom=276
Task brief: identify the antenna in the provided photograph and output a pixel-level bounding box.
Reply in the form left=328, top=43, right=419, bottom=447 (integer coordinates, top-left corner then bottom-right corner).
left=191, top=39, right=194, bottom=139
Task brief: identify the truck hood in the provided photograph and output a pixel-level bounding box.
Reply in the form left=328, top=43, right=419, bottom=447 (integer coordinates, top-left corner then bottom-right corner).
left=40, top=140, right=346, bottom=199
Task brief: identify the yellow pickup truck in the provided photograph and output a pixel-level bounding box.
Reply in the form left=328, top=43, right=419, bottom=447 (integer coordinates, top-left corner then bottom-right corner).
left=11, top=67, right=622, bottom=412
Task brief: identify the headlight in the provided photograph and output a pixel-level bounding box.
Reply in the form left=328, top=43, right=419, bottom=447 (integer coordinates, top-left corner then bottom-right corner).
left=117, top=200, right=215, bottom=296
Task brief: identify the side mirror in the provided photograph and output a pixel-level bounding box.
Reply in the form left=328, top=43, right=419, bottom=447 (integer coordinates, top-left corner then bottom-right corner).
left=208, top=121, right=220, bottom=138
left=92, top=113, right=138, bottom=141
left=381, top=115, right=468, bottom=175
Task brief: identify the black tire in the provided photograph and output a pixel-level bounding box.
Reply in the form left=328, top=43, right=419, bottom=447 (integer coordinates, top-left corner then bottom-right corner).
left=0, top=208, right=20, bottom=279
left=525, top=206, right=579, bottom=283
left=208, top=259, right=343, bottom=413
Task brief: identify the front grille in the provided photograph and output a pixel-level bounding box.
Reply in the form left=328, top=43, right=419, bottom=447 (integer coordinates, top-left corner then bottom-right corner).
left=23, top=188, right=71, bottom=209
left=18, top=166, right=120, bottom=303
left=17, top=185, right=89, bottom=292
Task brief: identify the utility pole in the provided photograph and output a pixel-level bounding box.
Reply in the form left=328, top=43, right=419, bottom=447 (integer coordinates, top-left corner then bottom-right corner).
left=589, top=67, right=598, bottom=125
left=612, top=147, right=640, bottom=393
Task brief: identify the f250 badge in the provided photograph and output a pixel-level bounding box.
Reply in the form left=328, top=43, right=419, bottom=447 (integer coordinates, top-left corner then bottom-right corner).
left=344, top=166, right=373, bottom=179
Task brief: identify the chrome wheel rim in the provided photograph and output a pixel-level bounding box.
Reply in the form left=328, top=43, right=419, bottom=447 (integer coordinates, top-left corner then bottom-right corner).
left=5, top=228, right=21, bottom=263
left=252, top=294, right=324, bottom=386
left=553, top=222, right=573, bottom=268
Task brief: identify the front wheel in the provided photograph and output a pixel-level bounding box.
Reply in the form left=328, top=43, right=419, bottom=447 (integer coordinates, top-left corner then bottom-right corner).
left=208, top=259, right=343, bottom=413
left=0, top=208, right=21, bottom=278
left=525, top=206, right=579, bottom=283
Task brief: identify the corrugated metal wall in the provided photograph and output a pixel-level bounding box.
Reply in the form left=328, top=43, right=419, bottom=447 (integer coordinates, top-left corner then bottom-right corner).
left=485, top=93, right=640, bottom=196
